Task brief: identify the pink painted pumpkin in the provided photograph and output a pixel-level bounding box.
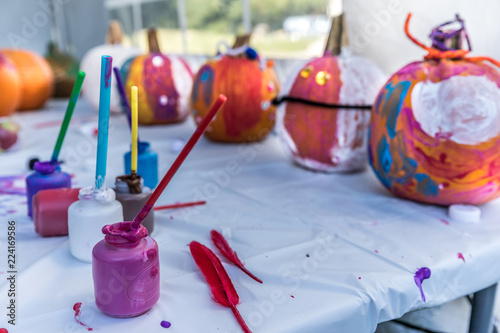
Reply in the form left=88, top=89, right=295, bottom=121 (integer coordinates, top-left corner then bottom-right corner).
left=277, top=16, right=385, bottom=172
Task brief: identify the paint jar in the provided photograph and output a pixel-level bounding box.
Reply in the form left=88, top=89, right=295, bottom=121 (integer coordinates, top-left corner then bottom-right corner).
left=68, top=186, right=123, bottom=262
left=33, top=187, right=80, bottom=237
left=124, top=141, right=158, bottom=189
left=92, top=221, right=160, bottom=317
left=114, top=175, right=154, bottom=234
left=25, top=161, right=71, bottom=218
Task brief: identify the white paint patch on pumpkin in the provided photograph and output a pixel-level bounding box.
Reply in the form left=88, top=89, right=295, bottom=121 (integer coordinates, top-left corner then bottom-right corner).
left=334, top=50, right=386, bottom=171
left=412, top=75, right=500, bottom=145
left=170, top=56, right=193, bottom=119
left=276, top=60, right=309, bottom=159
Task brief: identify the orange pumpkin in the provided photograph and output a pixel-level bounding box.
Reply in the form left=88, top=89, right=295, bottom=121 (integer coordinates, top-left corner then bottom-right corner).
left=190, top=38, right=280, bottom=142
left=1, top=49, right=53, bottom=110
left=0, top=54, right=21, bottom=117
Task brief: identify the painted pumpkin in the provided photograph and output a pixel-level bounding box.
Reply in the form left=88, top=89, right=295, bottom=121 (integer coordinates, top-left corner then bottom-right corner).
left=45, top=42, right=80, bottom=98
left=121, top=29, right=193, bottom=125
left=278, top=50, right=384, bottom=172
left=80, top=21, right=141, bottom=114
left=1, top=49, right=53, bottom=111
left=369, top=14, right=500, bottom=205
left=0, top=54, right=21, bottom=117
left=277, top=15, right=385, bottom=172
left=0, top=119, right=20, bottom=152
left=190, top=41, right=280, bottom=142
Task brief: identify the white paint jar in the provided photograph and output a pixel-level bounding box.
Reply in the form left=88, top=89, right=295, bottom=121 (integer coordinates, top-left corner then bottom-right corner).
left=68, top=186, right=123, bottom=262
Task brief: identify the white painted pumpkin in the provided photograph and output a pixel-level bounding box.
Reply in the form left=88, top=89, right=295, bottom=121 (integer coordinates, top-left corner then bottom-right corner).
left=80, top=21, right=141, bottom=114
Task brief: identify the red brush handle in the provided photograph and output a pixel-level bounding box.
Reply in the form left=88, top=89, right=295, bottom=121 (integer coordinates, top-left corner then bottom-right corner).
left=132, top=95, right=227, bottom=228
left=154, top=200, right=207, bottom=211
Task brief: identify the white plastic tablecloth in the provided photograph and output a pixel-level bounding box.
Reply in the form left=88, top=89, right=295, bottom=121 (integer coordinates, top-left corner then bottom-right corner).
left=1, top=99, right=500, bottom=333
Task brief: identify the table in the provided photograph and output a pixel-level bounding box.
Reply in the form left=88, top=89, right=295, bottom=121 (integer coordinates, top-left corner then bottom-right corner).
left=1, top=99, right=500, bottom=333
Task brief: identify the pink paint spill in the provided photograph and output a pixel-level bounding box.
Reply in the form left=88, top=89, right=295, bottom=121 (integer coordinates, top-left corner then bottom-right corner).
left=440, top=219, right=450, bottom=225
left=458, top=252, right=465, bottom=262
left=374, top=250, right=379, bottom=254
left=73, top=302, right=93, bottom=331
left=414, top=267, right=431, bottom=302
left=170, top=216, right=173, bottom=220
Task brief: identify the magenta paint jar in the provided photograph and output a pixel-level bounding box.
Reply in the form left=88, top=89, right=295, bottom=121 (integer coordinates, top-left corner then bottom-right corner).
left=26, top=161, right=71, bottom=218
left=92, top=221, right=160, bottom=318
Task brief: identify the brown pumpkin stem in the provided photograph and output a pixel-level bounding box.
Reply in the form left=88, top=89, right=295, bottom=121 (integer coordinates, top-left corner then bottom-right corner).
left=107, top=20, right=124, bottom=45
left=229, top=34, right=252, bottom=59
left=324, top=13, right=348, bottom=56
left=148, top=28, right=162, bottom=53
left=232, top=34, right=252, bottom=48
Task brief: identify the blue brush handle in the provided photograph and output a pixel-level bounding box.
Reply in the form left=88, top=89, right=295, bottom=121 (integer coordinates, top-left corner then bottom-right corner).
left=95, top=55, right=113, bottom=189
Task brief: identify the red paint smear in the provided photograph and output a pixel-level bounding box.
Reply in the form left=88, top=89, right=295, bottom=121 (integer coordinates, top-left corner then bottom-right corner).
left=34, top=119, right=63, bottom=129
left=358, top=277, right=361, bottom=280
left=440, top=219, right=450, bottom=225
left=290, top=295, right=295, bottom=298
left=0, top=328, right=8, bottom=333
left=458, top=252, right=465, bottom=263
left=73, top=302, right=93, bottom=331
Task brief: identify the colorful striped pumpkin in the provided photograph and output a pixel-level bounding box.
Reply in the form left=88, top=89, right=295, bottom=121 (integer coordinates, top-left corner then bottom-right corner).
left=368, top=14, right=500, bottom=205
left=122, top=53, right=193, bottom=125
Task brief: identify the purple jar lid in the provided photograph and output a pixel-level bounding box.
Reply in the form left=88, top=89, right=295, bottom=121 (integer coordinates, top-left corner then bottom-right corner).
left=33, top=161, right=60, bottom=175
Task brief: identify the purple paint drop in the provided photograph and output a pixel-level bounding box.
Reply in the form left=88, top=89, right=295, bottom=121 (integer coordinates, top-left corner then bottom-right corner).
left=414, top=267, right=431, bottom=302
left=458, top=252, right=465, bottom=262
left=161, top=321, right=171, bottom=328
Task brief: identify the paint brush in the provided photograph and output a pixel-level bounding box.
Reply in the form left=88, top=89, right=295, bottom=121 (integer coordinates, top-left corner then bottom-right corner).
left=131, top=86, right=138, bottom=178
left=50, top=71, right=85, bottom=163
left=154, top=200, right=206, bottom=211
left=131, top=94, right=227, bottom=228
left=95, top=56, right=113, bottom=190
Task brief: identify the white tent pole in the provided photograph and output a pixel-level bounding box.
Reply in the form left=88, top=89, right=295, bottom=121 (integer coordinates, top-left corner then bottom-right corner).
left=176, top=0, right=188, bottom=55
left=242, top=0, right=252, bottom=34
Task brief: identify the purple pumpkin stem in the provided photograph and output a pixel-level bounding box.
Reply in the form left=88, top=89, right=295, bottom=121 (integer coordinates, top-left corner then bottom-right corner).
left=429, top=14, right=471, bottom=52
left=414, top=267, right=431, bottom=302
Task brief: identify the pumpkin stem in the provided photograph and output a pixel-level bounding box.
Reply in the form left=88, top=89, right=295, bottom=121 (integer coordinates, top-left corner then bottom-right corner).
left=324, top=13, right=348, bottom=56
left=148, top=28, right=162, bottom=53
left=232, top=34, right=252, bottom=49
left=107, top=20, right=123, bottom=45
left=429, top=14, right=471, bottom=52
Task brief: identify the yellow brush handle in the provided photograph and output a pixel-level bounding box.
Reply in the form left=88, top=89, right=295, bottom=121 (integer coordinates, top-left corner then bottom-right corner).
left=131, top=86, right=138, bottom=175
